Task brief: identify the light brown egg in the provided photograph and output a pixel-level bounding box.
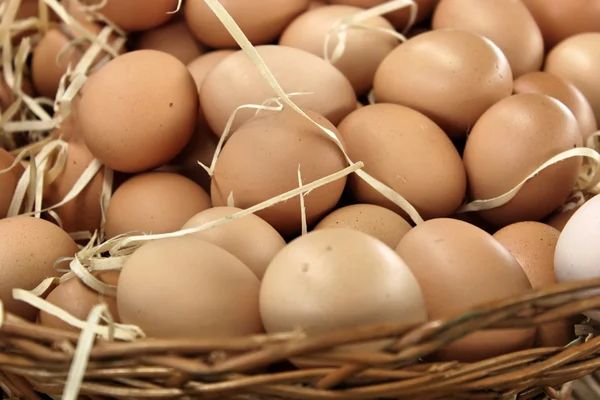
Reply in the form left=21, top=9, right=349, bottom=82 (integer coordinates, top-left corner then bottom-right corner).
left=373, top=29, right=513, bottom=139
left=200, top=45, right=356, bottom=137
left=280, top=5, right=399, bottom=95
left=521, top=0, right=600, bottom=49
left=118, top=236, right=263, bottom=338
left=78, top=0, right=178, bottom=31
left=544, top=33, right=600, bottom=124
left=210, top=107, right=347, bottom=238
left=184, top=0, right=310, bottom=48
left=187, top=50, right=236, bottom=93
left=396, top=218, right=535, bottom=361
left=493, top=222, right=573, bottom=347
left=0, top=216, right=79, bottom=320
left=133, top=18, right=207, bottom=65
left=0, top=148, right=24, bottom=219
left=432, top=0, right=544, bottom=78
left=338, top=103, right=466, bottom=220
left=313, top=204, right=411, bottom=248
left=463, top=94, right=583, bottom=227
left=105, top=172, right=211, bottom=239
left=39, top=271, right=120, bottom=332
left=514, top=72, right=598, bottom=143
left=77, top=50, right=198, bottom=173
left=182, top=206, right=286, bottom=279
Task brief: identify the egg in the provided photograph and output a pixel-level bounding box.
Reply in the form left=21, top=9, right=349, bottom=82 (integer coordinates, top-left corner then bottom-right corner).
left=309, top=0, right=327, bottom=9
left=0, top=148, right=24, bottom=219
left=432, top=0, right=544, bottom=78
left=105, top=171, right=211, bottom=239
left=313, top=204, right=411, bottom=248
left=373, top=29, right=513, bottom=139
left=521, top=0, right=600, bottom=49
left=462, top=93, right=583, bottom=227
left=260, top=228, right=427, bottom=354
left=210, top=107, right=347, bottom=238
left=200, top=45, right=356, bottom=137
left=555, top=194, right=600, bottom=321
left=0, top=216, right=79, bottom=320
left=39, top=271, right=120, bottom=332
left=396, top=218, right=535, bottom=361
left=514, top=72, right=598, bottom=143
left=182, top=206, right=286, bottom=279
left=118, top=236, right=263, bottom=338
left=544, top=33, right=600, bottom=124
left=279, top=5, right=399, bottom=95
left=133, top=18, right=207, bottom=65
left=187, top=50, right=236, bottom=92
left=184, top=0, right=310, bottom=48
left=78, top=0, right=178, bottom=31
left=42, top=142, right=104, bottom=234
left=545, top=194, right=595, bottom=232
left=337, top=103, right=466, bottom=219
left=76, top=50, right=198, bottom=173
left=493, top=222, right=573, bottom=347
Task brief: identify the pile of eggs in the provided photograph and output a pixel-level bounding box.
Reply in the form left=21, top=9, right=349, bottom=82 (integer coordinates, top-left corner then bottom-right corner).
left=1, top=0, right=600, bottom=364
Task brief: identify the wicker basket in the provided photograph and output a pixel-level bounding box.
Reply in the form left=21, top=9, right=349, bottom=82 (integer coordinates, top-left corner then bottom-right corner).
left=1, top=278, right=600, bottom=400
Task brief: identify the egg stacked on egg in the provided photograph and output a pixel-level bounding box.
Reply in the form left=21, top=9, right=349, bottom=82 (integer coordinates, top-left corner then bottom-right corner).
left=1, top=0, right=600, bottom=367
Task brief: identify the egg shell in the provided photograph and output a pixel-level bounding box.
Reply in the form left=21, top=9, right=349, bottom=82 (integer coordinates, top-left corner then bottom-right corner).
left=555, top=194, right=600, bottom=320
left=260, top=228, right=427, bottom=357
left=462, top=93, right=583, bottom=227
left=544, top=33, right=600, bottom=124
left=521, top=0, right=600, bottom=49
left=493, top=222, right=573, bottom=347
left=133, top=18, right=207, bottom=65
left=200, top=45, right=357, bottom=137
left=338, top=103, right=467, bottom=220
left=42, top=142, right=104, bottom=234
left=514, top=72, right=598, bottom=143
left=81, top=0, right=179, bottom=31
left=187, top=50, right=236, bottom=93
left=0, top=148, right=24, bottom=219
left=313, top=204, right=411, bottom=248
left=105, top=171, right=211, bottom=239
left=77, top=50, right=199, bottom=173
left=118, top=236, right=263, bottom=338
left=396, top=218, right=535, bottom=361
left=210, top=107, right=347, bottom=238
left=39, top=271, right=120, bottom=332
left=0, top=217, right=79, bottom=320
left=373, top=29, right=513, bottom=139
left=432, top=0, right=544, bottom=78
left=184, top=0, right=310, bottom=48
left=279, top=5, right=399, bottom=95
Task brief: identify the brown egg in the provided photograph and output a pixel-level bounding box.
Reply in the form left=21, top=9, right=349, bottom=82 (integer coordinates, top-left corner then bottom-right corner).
left=39, top=271, right=120, bottom=332
left=78, top=0, right=178, bottom=31
left=0, top=216, right=79, bottom=320
left=396, top=218, right=535, bottom=361
left=338, top=103, right=466, bottom=220
left=521, top=0, right=600, bottom=49
left=184, top=0, right=309, bottom=48
left=133, top=18, right=207, bottom=65
left=544, top=33, right=600, bottom=124
left=105, top=172, right=211, bottom=239
left=0, top=148, right=24, bottom=219
left=200, top=45, right=356, bottom=137
left=280, top=5, right=399, bottom=95
left=328, top=0, right=439, bottom=30
left=544, top=194, right=596, bottom=232
left=182, top=206, right=286, bottom=279
left=309, top=0, right=327, bottom=9
left=77, top=50, right=198, bottom=173
left=432, top=0, right=544, bottom=78
left=118, top=236, right=263, bottom=338
left=514, top=72, right=598, bottom=143
left=42, top=142, right=104, bottom=234
left=313, top=204, right=411, bottom=248
left=493, top=222, right=573, bottom=347
left=211, top=108, right=347, bottom=238
left=463, top=94, right=583, bottom=227
left=187, top=50, right=236, bottom=92
left=373, top=29, right=513, bottom=139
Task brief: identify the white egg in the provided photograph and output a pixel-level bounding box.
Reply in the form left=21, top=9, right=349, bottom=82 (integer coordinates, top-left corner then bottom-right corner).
left=554, top=194, right=600, bottom=320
